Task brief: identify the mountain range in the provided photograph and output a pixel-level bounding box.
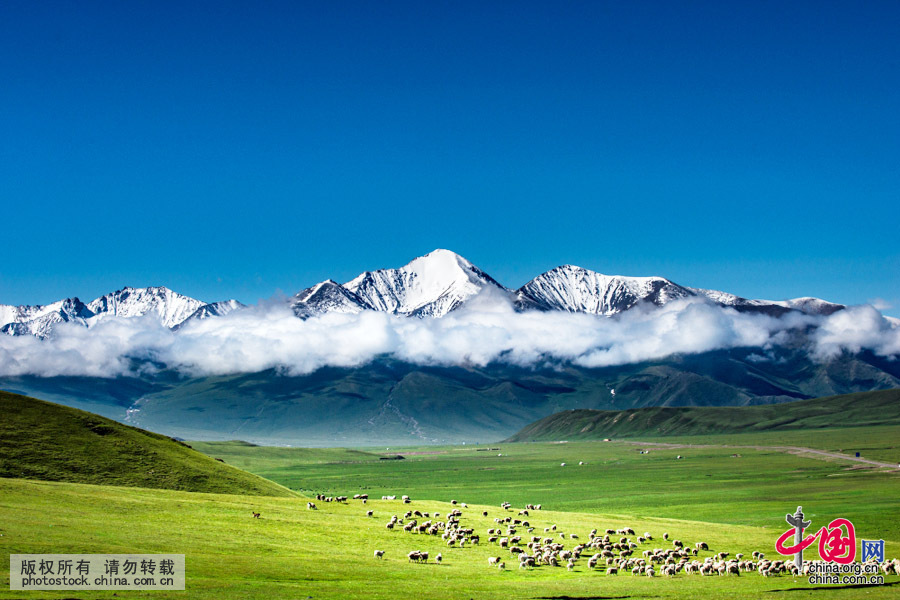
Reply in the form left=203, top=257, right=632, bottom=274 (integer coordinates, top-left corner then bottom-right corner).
left=1, top=249, right=847, bottom=338
left=2, top=249, right=896, bottom=446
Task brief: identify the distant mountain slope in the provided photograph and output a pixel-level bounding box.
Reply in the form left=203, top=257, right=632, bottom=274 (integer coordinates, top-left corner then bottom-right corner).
left=0, top=391, right=294, bottom=496
left=504, top=388, right=900, bottom=441
left=3, top=347, right=898, bottom=446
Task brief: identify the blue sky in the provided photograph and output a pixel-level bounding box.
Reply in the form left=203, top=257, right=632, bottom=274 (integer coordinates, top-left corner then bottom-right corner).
left=1, top=1, right=897, bottom=313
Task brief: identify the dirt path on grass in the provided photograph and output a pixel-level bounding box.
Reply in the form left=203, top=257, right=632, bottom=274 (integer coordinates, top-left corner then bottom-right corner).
left=617, top=440, right=899, bottom=469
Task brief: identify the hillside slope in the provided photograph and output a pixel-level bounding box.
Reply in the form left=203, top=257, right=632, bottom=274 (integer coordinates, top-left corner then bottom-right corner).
left=4, top=347, right=899, bottom=446
left=505, top=388, right=900, bottom=441
left=0, top=391, right=294, bottom=496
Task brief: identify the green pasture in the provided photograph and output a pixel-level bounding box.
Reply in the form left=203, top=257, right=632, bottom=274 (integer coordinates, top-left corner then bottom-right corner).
left=2, top=477, right=897, bottom=600
left=192, top=430, right=900, bottom=543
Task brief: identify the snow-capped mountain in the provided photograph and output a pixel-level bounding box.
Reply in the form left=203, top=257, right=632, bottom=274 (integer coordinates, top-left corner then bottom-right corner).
left=514, top=265, right=847, bottom=318
left=290, top=280, right=367, bottom=318
left=176, top=299, right=246, bottom=328
left=343, top=249, right=509, bottom=317
left=1, top=287, right=214, bottom=338
left=516, top=265, right=695, bottom=315
left=86, top=287, right=204, bottom=329
left=769, top=297, right=845, bottom=316
left=0, top=298, right=94, bottom=338
left=0, top=250, right=853, bottom=338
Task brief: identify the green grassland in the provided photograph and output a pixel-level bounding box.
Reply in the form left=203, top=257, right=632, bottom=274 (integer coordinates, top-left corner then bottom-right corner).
left=2, top=477, right=897, bottom=600
left=193, top=431, right=900, bottom=543
left=0, top=391, right=292, bottom=496
left=2, top=391, right=899, bottom=599
left=505, top=389, right=900, bottom=442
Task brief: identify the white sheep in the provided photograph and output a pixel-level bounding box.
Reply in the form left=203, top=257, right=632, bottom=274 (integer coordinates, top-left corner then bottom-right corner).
left=373, top=550, right=385, bottom=559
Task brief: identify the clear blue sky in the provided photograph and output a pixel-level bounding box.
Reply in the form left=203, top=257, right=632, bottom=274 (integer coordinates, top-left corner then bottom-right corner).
left=1, top=1, right=897, bottom=313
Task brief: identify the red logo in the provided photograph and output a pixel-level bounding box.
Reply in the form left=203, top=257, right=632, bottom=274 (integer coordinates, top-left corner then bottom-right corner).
left=776, top=518, right=856, bottom=564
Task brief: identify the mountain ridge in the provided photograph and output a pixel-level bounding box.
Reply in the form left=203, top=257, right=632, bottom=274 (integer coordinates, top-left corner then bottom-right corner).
left=503, top=388, right=900, bottom=441
left=0, top=249, right=857, bottom=338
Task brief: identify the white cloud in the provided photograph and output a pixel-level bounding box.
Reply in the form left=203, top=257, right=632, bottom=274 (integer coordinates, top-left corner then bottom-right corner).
left=868, top=297, right=893, bottom=311
left=0, top=293, right=897, bottom=379
left=813, top=304, right=900, bottom=359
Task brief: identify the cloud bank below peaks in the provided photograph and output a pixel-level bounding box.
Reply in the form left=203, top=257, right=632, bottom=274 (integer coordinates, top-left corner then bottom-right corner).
left=0, top=290, right=897, bottom=378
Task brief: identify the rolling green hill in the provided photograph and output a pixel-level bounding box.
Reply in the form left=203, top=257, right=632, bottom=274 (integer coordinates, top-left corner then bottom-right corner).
left=505, top=388, right=900, bottom=441
left=0, top=391, right=294, bottom=496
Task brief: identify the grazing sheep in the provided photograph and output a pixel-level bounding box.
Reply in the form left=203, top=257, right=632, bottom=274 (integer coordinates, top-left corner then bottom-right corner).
left=373, top=550, right=385, bottom=559
left=436, top=553, right=442, bottom=565
left=498, top=562, right=506, bottom=571
left=366, top=510, right=374, bottom=517
left=251, top=512, right=260, bottom=518
left=306, top=502, right=317, bottom=510
left=560, top=462, right=566, bottom=467
left=607, top=567, right=618, bottom=575
left=488, top=556, right=501, bottom=565
left=663, top=532, right=669, bottom=540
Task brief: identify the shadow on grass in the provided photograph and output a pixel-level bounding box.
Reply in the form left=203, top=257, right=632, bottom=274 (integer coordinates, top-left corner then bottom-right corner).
left=768, top=581, right=898, bottom=592
left=535, top=596, right=632, bottom=600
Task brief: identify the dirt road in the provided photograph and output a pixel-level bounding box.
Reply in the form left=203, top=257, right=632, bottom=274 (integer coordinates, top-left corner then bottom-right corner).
left=617, top=440, right=899, bottom=469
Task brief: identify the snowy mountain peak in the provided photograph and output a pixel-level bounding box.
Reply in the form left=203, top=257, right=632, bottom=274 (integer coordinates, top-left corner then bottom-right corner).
left=290, top=280, right=367, bottom=318
left=176, top=299, right=246, bottom=329
left=344, top=249, right=508, bottom=317
left=86, top=286, right=204, bottom=329
left=0, top=297, right=94, bottom=338
left=516, top=265, right=693, bottom=315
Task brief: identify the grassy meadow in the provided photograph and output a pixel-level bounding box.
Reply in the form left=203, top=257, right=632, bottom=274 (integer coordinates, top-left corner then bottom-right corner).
left=192, top=428, right=900, bottom=542
left=2, top=393, right=899, bottom=599
left=2, top=475, right=897, bottom=600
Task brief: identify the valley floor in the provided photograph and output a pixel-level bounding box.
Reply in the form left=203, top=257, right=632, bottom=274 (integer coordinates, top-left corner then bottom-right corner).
left=2, top=426, right=899, bottom=599
left=2, top=478, right=898, bottom=600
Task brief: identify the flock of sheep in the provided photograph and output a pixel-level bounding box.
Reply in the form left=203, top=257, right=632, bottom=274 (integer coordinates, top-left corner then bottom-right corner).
left=349, top=495, right=899, bottom=580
